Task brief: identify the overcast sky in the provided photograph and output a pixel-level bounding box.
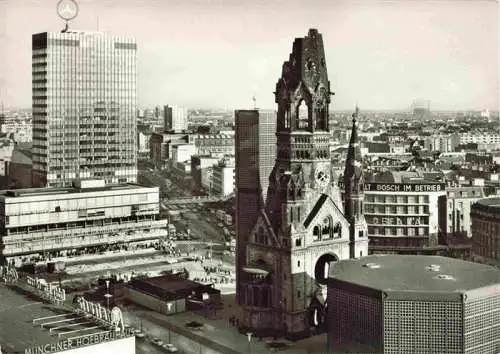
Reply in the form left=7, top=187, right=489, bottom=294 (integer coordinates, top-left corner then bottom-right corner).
left=0, top=0, right=498, bottom=111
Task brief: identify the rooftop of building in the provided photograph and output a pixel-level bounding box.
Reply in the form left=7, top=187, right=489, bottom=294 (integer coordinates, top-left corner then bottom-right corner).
left=129, top=275, right=220, bottom=300
left=0, top=284, right=109, bottom=354
left=329, top=255, right=500, bottom=295
left=0, top=182, right=156, bottom=200
left=473, top=197, right=500, bottom=209
left=10, top=148, right=32, bottom=165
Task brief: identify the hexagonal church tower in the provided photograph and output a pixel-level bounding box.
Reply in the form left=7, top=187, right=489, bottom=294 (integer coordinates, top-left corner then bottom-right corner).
left=237, top=29, right=368, bottom=340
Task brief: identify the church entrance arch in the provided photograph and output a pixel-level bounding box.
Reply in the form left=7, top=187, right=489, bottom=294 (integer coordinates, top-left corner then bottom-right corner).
left=314, top=253, right=338, bottom=285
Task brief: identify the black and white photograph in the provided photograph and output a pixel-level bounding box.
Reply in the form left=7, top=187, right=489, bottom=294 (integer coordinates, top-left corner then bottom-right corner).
left=0, top=0, right=499, bottom=353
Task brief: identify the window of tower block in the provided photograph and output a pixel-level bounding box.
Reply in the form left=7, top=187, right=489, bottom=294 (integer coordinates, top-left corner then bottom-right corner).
left=315, top=253, right=338, bottom=285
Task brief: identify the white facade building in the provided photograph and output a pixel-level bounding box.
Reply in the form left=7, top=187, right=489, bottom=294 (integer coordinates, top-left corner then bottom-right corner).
left=459, top=133, right=500, bottom=145
left=172, top=144, right=196, bottom=164
left=1, top=121, right=32, bottom=143
left=137, top=131, right=150, bottom=154
left=0, top=180, right=168, bottom=266
left=361, top=182, right=447, bottom=253
left=164, top=105, right=188, bottom=133
left=211, top=163, right=234, bottom=196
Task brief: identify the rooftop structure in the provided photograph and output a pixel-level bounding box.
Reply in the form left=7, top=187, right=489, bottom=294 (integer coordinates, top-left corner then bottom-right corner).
left=330, top=254, right=500, bottom=297
left=0, top=285, right=135, bottom=354
left=328, top=255, right=500, bottom=353
left=0, top=181, right=167, bottom=267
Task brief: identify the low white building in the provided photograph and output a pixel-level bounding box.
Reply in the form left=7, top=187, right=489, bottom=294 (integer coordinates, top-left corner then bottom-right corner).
left=0, top=179, right=168, bottom=266
left=211, top=161, right=234, bottom=196
left=172, top=144, right=196, bottom=164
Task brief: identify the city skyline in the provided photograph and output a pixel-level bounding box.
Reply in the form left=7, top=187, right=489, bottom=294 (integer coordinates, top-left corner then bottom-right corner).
left=1, top=0, right=499, bottom=111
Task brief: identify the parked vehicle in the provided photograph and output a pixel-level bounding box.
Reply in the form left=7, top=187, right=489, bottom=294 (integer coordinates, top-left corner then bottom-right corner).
left=152, top=338, right=164, bottom=347
left=163, top=343, right=179, bottom=352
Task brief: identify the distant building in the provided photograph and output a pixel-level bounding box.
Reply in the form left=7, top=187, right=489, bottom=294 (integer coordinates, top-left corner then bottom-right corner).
left=171, top=161, right=191, bottom=186
left=425, top=134, right=459, bottom=153
left=211, top=159, right=235, bottom=196
left=171, top=144, right=196, bottom=164
left=149, top=133, right=189, bottom=169
left=362, top=141, right=390, bottom=154
left=32, top=31, right=137, bottom=187
left=328, top=255, right=500, bottom=353
left=6, top=148, right=32, bottom=189
left=446, top=185, right=486, bottom=241
left=0, top=180, right=167, bottom=267
left=471, top=197, right=500, bottom=263
left=412, top=99, right=430, bottom=117
left=194, top=133, right=234, bottom=157
left=459, top=133, right=500, bottom=151
left=234, top=109, right=276, bottom=205
left=191, top=155, right=220, bottom=193
left=0, top=139, right=15, bottom=187
left=137, top=131, right=150, bottom=154
left=356, top=171, right=448, bottom=255
left=164, top=105, right=188, bottom=133
left=1, top=121, right=32, bottom=143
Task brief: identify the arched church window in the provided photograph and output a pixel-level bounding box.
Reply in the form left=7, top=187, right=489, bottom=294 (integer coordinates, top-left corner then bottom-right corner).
left=297, top=100, right=309, bottom=129
left=333, top=223, right=341, bottom=238
left=295, top=238, right=302, bottom=247
left=322, top=217, right=332, bottom=239
left=313, top=226, right=320, bottom=241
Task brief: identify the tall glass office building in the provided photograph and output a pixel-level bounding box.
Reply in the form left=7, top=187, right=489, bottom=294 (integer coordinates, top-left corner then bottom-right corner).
left=32, top=31, right=137, bottom=188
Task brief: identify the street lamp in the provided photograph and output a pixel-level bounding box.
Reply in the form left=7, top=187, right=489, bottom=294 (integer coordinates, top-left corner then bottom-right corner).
left=202, top=292, right=210, bottom=318
left=104, top=280, right=113, bottom=310
left=246, top=332, right=253, bottom=354
left=166, top=302, right=173, bottom=343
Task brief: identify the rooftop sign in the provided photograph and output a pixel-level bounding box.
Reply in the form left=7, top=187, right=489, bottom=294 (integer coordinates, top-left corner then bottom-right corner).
left=339, top=182, right=446, bottom=193
left=24, top=328, right=133, bottom=354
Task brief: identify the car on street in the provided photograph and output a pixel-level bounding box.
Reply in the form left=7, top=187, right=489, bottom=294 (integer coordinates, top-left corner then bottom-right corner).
left=162, top=343, right=179, bottom=352
left=152, top=338, right=164, bottom=347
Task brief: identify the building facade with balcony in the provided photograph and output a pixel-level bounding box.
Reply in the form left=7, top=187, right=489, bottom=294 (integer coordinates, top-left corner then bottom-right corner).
left=0, top=179, right=168, bottom=267
left=361, top=181, right=447, bottom=254
left=194, top=134, right=235, bottom=157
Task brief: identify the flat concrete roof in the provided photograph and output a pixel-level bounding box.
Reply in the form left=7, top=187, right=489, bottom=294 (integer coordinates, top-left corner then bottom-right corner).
left=0, top=183, right=155, bottom=199
left=130, top=275, right=220, bottom=300
left=329, top=255, right=500, bottom=295
left=0, top=285, right=108, bottom=353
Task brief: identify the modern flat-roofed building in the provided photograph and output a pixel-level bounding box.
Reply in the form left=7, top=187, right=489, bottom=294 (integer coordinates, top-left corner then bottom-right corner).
left=32, top=31, right=138, bottom=188
left=0, top=179, right=168, bottom=267
left=349, top=171, right=448, bottom=255
left=446, top=185, right=486, bottom=241
left=194, top=133, right=235, bottom=157
left=327, top=254, right=500, bottom=353
left=212, top=159, right=235, bottom=197
left=164, top=105, right=188, bottom=133
left=471, top=197, right=500, bottom=263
